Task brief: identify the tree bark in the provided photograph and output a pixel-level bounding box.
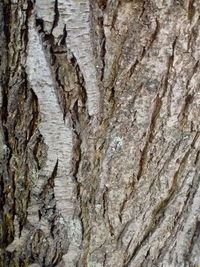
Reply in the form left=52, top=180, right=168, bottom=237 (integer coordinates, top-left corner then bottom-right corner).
left=0, top=0, right=200, bottom=266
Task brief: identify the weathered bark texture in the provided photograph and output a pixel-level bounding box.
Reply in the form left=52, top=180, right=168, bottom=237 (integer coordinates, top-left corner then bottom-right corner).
left=0, top=0, right=200, bottom=266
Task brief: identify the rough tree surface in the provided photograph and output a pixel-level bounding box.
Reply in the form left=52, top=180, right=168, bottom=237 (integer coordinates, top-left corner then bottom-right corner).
left=0, top=0, right=200, bottom=266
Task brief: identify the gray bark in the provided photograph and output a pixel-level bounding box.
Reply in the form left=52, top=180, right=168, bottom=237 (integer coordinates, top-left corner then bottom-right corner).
left=0, top=0, right=200, bottom=266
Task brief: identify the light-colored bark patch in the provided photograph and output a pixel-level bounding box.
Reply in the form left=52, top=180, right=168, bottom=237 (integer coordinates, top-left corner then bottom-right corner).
left=36, top=0, right=100, bottom=116
left=26, top=18, right=82, bottom=263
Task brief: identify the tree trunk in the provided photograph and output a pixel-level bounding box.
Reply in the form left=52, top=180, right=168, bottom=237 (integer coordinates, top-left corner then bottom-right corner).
left=0, top=0, right=200, bottom=266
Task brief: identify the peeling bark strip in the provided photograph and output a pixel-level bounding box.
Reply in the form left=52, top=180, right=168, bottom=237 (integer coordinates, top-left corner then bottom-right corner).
left=1, top=0, right=200, bottom=266
left=26, top=18, right=82, bottom=264
left=27, top=19, right=72, bottom=178
left=36, top=0, right=100, bottom=116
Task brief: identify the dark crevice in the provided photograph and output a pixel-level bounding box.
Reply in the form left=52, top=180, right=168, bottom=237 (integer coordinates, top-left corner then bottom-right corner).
left=185, top=60, right=199, bottom=91
left=36, top=18, right=44, bottom=33
left=51, top=0, right=59, bottom=33
left=49, top=46, right=56, bottom=65
left=1, top=87, right=8, bottom=124
left=137, top=18, right=159, bottom=62
left=70, top=100, right=84, bottom=241
left=103, top=253, right=107, bottom=266
left=138, top=0, right=147, bottom=20
left=23, top=0, right=34, bottom=46
left=1, top=1, right=10, bottom=125
left=187, top=219, right=200, bottom=257
left=118, top=191, right=133, bottom=223
left=60, top=24, right=67, bottom=46
left=98, top=16, right=106, bottom=81
left=73, top=59, right=89, bottom=117
left=49, top=160, right=58, bottom=188
left=136, top=95, right=162, bottom=182
left=178, top=93, right=194, bottom=124
left=161, top=36, right=177, bottom=98
left=43, top=34, right=55, bottom=45
left=55, top=66, right=67, bottom=120
left=147, top=18, right=159, bottom=50
left=194, top=150, right=200, bottom=165
left=3, top=2, right=12, bottom=46
left=33, top=134, right=43, bottom=170
left=97, top=0, right=107, bottom=10
left=18, top=188, right=31, bottom=238
left=129, top=59, right=139, bottom=78
left=28, top=88, right=39, bottom=141
left=102, top=186, right=108, bottom=218
left=169, top=37, right=177, bottom=69
left=53, top=50, right=67, bottom=54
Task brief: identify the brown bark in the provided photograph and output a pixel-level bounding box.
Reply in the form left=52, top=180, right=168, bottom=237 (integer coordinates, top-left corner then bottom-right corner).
left=0, top=0, right=200, bottom=266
